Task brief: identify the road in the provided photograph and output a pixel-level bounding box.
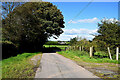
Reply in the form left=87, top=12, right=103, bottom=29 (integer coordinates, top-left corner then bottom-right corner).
left=35, top=53, right=101, bottom=79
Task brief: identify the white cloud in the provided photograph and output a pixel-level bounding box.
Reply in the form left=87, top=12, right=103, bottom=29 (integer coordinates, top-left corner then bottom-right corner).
left=64, top=28, right=98, bottom=35
left=68, top=20, right=77, bottom=24
left=49, top=28, right=98, bottom=41
left=68, top=17, right=100, bottom=24
left=49, top=34, right=78, bottom=41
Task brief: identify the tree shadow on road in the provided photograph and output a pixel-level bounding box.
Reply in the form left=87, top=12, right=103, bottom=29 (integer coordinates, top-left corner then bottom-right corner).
left=42, top=47, right=62, bottom=53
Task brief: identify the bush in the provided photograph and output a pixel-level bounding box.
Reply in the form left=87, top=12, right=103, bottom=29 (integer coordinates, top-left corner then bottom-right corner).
left=77, top=51, right=89, bottom=56
left=68, top=50, right=89, bottom=57
left=94, top=51, right=108, bottom=58
left=2, top=41, right=18, bottom=59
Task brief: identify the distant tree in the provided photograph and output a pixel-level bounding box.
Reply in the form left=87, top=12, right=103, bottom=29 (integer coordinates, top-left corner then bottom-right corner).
left=69, top=37, right=78, bottom=45
left=2, top=2, right=65, bottom=52
left=77, top=37, right=91, bottom=52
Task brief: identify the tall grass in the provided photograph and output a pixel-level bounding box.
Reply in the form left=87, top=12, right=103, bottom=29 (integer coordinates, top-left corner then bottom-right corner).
left=44, top=45, right=68, bottom=50
left=1, top=52, right=42, bottom=79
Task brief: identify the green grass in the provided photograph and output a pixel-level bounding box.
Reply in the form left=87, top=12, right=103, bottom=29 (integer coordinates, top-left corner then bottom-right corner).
left=57, top=50, right=120, bottom=64
left=44, top=45, right=68, bottom=49
left=1, top=52, right=42, bottom=79
left=44, top=45, right=68, bottom=47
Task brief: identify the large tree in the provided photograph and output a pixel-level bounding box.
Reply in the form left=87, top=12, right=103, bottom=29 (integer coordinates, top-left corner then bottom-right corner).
left=93, top=18, right=120, bottom=53
left=2, top=2, right=65, bottom=52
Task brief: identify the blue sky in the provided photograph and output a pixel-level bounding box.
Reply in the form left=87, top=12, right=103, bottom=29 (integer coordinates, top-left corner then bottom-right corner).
left=49, top=2, right=118, bottom=41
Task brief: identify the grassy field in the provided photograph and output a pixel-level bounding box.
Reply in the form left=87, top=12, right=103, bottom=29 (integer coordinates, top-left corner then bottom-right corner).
left=1, top=52, right=42, bottom=79
left=57, top=50, right=120, bottom=79
left=44, top=45, right=68, bottom=50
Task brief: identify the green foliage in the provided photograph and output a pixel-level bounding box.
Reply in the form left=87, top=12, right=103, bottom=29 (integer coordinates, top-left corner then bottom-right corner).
left=2, top=2, right=65, bottom=52
left=68, top=50, right=89, bottom=57
left=0, top=28, right=2, bottom=41
left=69, top=37, right=78, bottom=45
left=70, top=37, right=92, bottom=52
left=1, top=52, right=42, bottom=78
left=78, top=38, right=92, bottom=52
left=92, top=39, right=108, bottom=52
left=94, top=51, right=108, bottom=58
left=93, top=18, right=120, bottom=54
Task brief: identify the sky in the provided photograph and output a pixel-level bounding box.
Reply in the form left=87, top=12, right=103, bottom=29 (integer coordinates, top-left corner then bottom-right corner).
left=0, top=0, right=119, bottom=41
left=1, top=0, right=119, bottom=2
left=48, top=2, right=118, bottom=41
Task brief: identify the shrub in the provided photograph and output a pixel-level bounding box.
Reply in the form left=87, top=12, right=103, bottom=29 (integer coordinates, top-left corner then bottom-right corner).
left=2, top=41, right=18, bottom=59
left=94, top=51, right=108, bottom=58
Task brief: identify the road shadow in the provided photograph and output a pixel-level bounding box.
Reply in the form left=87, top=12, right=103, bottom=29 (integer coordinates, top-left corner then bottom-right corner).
left=42, top=47, right=62, bottom=53
left=2, top=45, right=65, bottom=60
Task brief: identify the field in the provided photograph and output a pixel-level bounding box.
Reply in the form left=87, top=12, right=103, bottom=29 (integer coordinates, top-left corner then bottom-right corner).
left=43, top=45, right=68, bottom=50
left=1, top=52, right=42, bottom=79
left=57, top=50, right=120, bottom=79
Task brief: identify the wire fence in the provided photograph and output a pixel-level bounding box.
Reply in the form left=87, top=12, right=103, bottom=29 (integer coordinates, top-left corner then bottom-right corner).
left=65, top=46, right=120, bottom=61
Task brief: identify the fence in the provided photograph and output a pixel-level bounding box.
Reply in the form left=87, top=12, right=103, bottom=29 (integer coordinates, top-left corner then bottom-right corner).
left=66, top=46, right=119, bottom=61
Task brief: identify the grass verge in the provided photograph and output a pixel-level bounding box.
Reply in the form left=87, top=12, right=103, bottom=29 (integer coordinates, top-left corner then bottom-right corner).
left=58, top=50, right=120, bottom=64
left=1, top=52, right=42, bottom=79
left=57, top=50, right=120, bottom=79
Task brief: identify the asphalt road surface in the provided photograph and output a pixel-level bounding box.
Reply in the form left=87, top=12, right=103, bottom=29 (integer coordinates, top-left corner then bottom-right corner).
left=35, top=53, right=101, bottom=79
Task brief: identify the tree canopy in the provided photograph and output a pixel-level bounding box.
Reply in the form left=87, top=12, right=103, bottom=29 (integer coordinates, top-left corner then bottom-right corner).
left=2, top=2, right=65, bottom=52
left=93, top=18, right=120, bottom=53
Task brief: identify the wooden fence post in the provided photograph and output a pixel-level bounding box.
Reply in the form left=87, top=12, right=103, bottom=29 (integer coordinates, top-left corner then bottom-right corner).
left=65, top=47, right=67, bottom=51
left=90, top=47, right=93, bottom=57
left=74, top=46, right=75, bottom=50
left=77, top=46, right=79, bottom=50
left=79, top=46, right=81, bottom=51
left=107, top=47, right=112, bottom=60
left=66, top=47, right=69, bottom=50
left=82, top=46, right=84, bottom=51
left=116, top=47, right=119, bottom=60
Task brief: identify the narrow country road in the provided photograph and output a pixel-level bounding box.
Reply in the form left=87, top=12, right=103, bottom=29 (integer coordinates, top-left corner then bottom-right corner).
left=35, top=53, right=101, bottom=79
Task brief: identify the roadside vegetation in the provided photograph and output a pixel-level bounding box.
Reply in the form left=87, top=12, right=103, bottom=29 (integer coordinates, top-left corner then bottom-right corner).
left=58, top=50, right=120, bottom=64
left=1, top=52, right=42, bottom=79
left=69, top=19, right=120, bottom=60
